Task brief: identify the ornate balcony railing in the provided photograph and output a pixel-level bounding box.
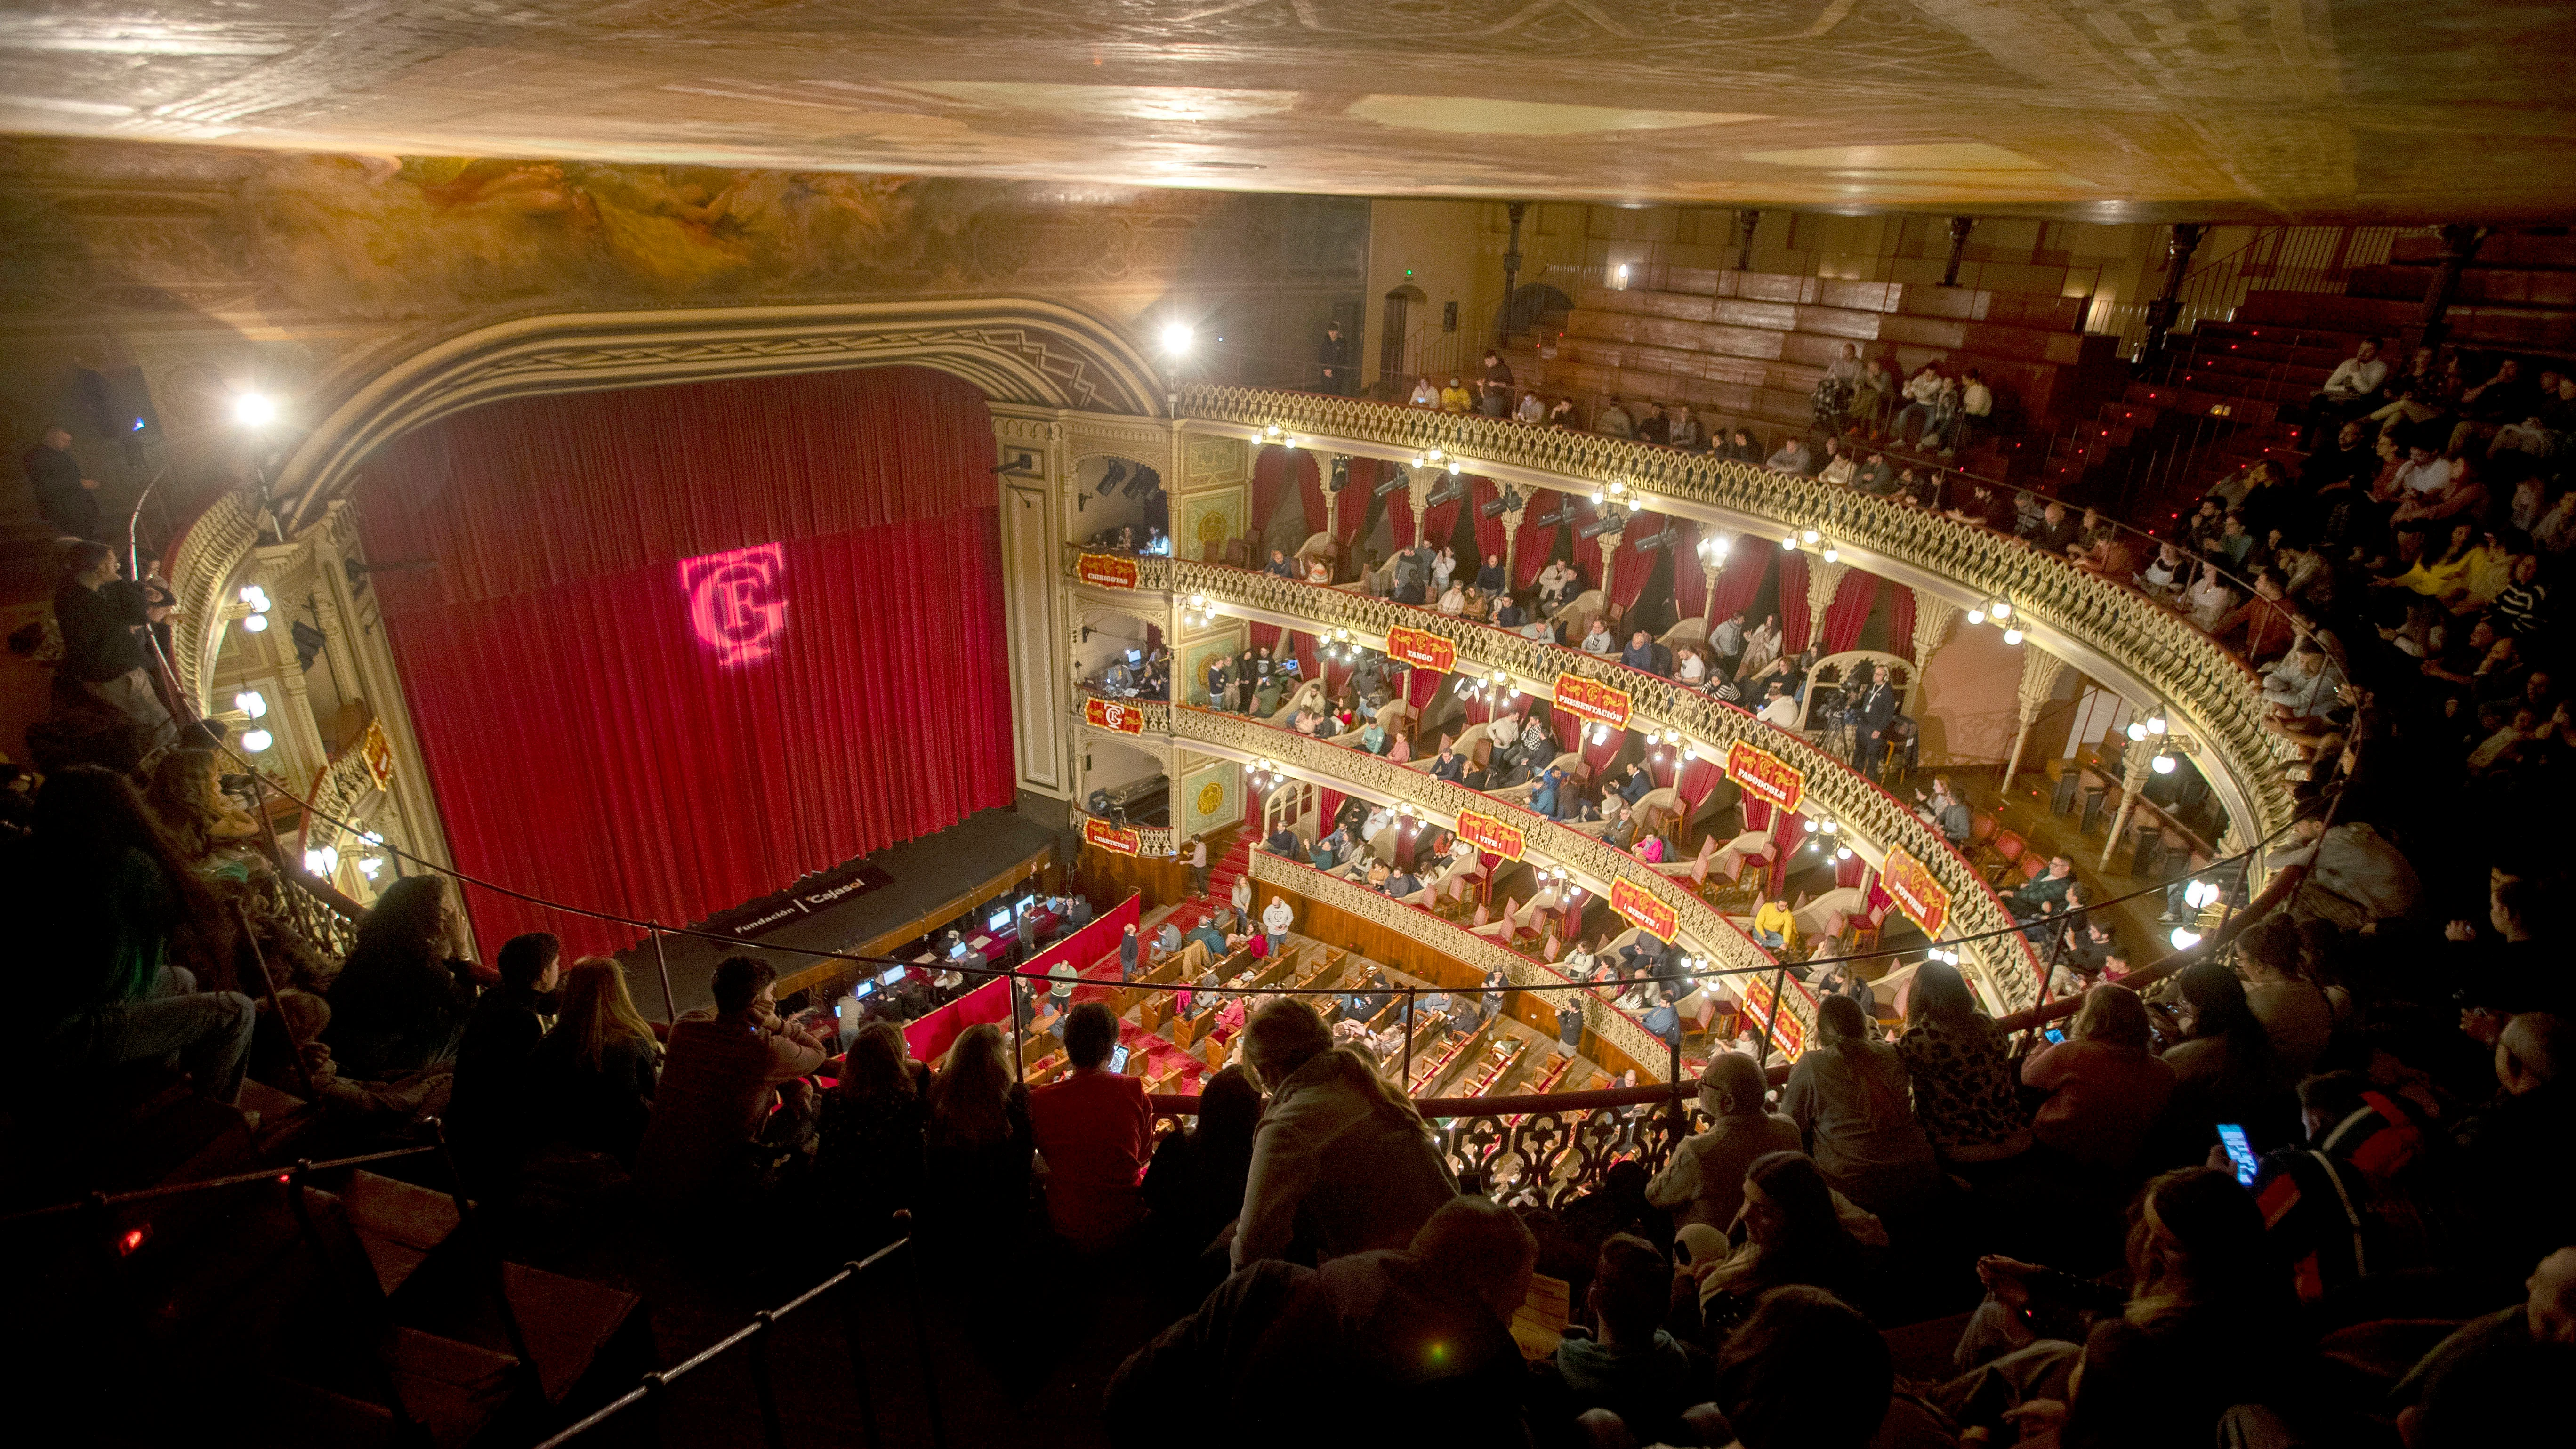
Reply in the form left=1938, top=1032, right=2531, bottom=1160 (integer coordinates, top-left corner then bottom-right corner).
left=1059, top=549, right=2037, bottom=1009
left=1245, top=849, right=1702, bottom=1077
left=1176, top=386, right=2298, bottom=848
left=1071, top=806, right=1177, bottom=859
left=161, top=488, right=260, bottom=713
left=1070, top=693, right=1826, bottom=1046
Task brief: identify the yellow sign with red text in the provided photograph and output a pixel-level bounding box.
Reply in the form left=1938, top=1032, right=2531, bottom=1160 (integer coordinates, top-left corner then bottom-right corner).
left=358, top=718, right=395, bottom=791
left=1740, top=974, right=1808, bottom=1056
left=1610, top=877, right=1677, bottom=942
left=1723, top=741, right=1805, bottom=815
left=1076, top=552, right=1139, bottom=589
left=1083, top=697, right=1147, bottom=734
left=1879, top=846, right=1953, bottom=939
left=1082, top=817, right=1141, bottom=856
left=1455, top=809, right=1526, bottom=862
left=1384, top=625, right=1457, bottom=674
left=1552, top=672, right=1634, bottom=733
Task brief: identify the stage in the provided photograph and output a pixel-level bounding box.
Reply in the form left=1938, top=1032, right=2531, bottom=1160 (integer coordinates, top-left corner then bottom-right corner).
left=615, top=806, right=1059, bottom=1017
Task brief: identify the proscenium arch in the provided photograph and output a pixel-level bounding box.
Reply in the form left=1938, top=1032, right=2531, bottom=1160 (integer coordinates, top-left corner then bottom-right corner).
left=269, top=296, right=1167, bottom=533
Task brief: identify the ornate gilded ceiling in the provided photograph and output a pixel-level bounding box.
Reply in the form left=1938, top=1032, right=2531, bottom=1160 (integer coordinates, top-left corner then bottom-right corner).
left=2, top=0, right=2570, bottom=219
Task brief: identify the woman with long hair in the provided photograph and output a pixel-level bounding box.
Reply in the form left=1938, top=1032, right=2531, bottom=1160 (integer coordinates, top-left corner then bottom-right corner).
left=1781, top=994, right=1940, bottom=1216
left=1231, top=998, right=1457, bottom=1269
left=324, top=873, right=477, bottom=1080
left=1682, top=1150, right=1870, bottom=1340
left=2159, top=960, right=2297, bottom=1152
left=1894, top=960, right=2031, bottom=1167
left=140, top=747, right=224, bottom=863
left=19, top=765, right=256, bottom=1103
left=818, top=1019, right=933, bottom=1242
left=1140, top=1064, right=1264, bottom=1303
left=921, top=1022, right=1032, bottom=1245
left=2022, top=985, right=2175, bottom=1174
left=531, top=957, right=659, bottom=1161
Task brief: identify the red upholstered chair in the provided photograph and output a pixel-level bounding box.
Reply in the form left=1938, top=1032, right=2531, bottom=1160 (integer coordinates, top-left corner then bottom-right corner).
left=1970, top=812, right=1999, bottom=849
left=2017, top=853, right=2048, bottom=884
left=1986, top=829, right=2027, bottom=886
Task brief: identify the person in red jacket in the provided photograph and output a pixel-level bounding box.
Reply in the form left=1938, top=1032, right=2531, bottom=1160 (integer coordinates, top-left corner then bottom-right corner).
left=1028, top=1001, right=1153, bottom=1252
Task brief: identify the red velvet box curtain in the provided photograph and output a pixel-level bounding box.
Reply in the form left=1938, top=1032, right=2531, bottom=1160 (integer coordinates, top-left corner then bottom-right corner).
left=1514, top=490, right=1567, bottom=590
left=1820, top=571, right=1882, bottom=655
left=1704, top=548, right=1771, bottom=632
left=1779, top=552, right=1813, bottom=651
left=354, top=367, right=1015, bottom=958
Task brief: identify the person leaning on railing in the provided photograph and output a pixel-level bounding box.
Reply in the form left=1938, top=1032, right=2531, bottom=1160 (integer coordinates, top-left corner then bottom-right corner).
left=1645, top=1051, right=1804, bottom=1232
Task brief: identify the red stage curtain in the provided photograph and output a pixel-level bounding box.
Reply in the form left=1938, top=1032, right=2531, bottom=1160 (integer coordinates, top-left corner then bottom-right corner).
left=1889, top=583, right=1917, bottom=660
left=1582, top=726, right=1626, bottom=777
left=354, top=367, right=1014, bottom=958
left=1779, top=551, right=1813, bottom=651
left=1297, top=459, right=1329, bottom=551
left=1769, top=810, right=1807, bottom=894
left=1248, top=622, right=1283, bottom=656
left=1318, top=788, right=1346, bottom=833
left=1288, top=629, right=1320, bottom=684
left=1835, top=854, right=1872, bottom=890
left=1705, top=546, right=1771, bottom=630
left=1821, top=571, right=1881, bottom=654
left=1514, top=489, right=1565, bottom=591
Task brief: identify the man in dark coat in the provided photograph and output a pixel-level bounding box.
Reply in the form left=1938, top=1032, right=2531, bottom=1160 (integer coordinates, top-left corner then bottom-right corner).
left=23, top=426, right=100, bottom=540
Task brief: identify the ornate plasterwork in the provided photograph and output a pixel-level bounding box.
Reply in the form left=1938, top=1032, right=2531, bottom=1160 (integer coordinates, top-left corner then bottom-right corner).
left=1179, top=386, right=2297, bottom=852
left=267, top=298, right=1165, bottom=533
left=1060, top=549, right=2036, bottom=1005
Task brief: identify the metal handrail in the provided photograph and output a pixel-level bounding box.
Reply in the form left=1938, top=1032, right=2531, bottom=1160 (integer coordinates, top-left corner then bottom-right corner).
left=0, top=1143, right=443, bottom=1226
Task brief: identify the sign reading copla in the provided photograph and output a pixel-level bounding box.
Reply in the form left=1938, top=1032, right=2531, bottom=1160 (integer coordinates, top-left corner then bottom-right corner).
left=678, top=544, right=788, bottom=667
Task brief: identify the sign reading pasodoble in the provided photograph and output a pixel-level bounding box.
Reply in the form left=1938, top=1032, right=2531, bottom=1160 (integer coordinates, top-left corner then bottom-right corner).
left=1083, top=697, right=1147, bottom=734
left=1082, top=817, right=1141, bottom=855
left=1552, top=672, right=1634, bottom=732
left=1610, top=877, right=1677, bottom=941
left=1384, top=625, right=1457, bottom=674
left=1723, top=740, right=1806, bottom=815
left=1879, top=846, right=1954, bottom=939
left=1077, top=552, right=1139, bottom=589
left=1455, top=809, right=1525, bottom=862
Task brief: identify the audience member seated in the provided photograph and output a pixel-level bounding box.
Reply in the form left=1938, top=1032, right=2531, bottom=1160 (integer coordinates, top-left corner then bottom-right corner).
left=1107, top=1196, right=1538, bottom=1449
left=324, top=874, right=481, bottom=1081
left=1232, top=998, right=1458, bottom=1269
left=2387, top=1245, right=2575, bottom=1449
left=2021, top=985, right=2174, bottom=1175
left=1893, top=959, right=2032, bottom=1171
left=1139, top=1063, right=1261, bottom=1274
left=446, top=929, right=563, bottom=1187
left=1027, top=1001, right=1153, bottom=1253
left=922, top=1021, right=1034, bottom=1248
left=1701, top=1285, right=1893, bottom=1449
left=530, top=955, right=661, bottom=1164
left=1781, top=995, right=1941, bottom=1216
left=2157, top=959, right=2299, bottom=1153
left=1531, top=1233, right=1711, bottom=1446
left=634, top=955, right=828, bottom=1214
left=815, top=1019, right=929, bottom=1242
left=1645, top=1052, right=1803, bottom=1232
left=1673, top=1151, right=1875, bottom=1341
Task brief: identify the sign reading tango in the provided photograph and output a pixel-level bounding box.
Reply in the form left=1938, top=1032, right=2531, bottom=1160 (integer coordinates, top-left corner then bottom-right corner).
left=1384, top=625, right=1457, bottom=674
left=1609, top=877, right=1677, bottom=942
left=1552, top=672, right=1634, bottom=733
left=1740, top=974, right=1807, bottom=1056
left=1082, top=817, right=1142, bottom=856
left=1455, top=809, right=1525, bottom=862
left=1083, top=697, right=1147, bottom=734
left=1076, top=552, right=1139, bottom=589
left=1879, top=846, right=1953, bottom=939
left=1723, top=741, right=1805, bottom=815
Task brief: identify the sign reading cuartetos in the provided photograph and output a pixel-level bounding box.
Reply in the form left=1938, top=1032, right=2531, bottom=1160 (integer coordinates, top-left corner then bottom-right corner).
left=1083, top=697, right=1147, bottom=734
left=1384, top=625, right=1457, bottom=674
left=1076, top=552, right=1139, bottom=589
left=1552, top=672, right=1633, bottom=732
left=1455, top=809, right=1525, bottom=862
left=1723, top=740, right=1806, bottom=815
left=1879, top=846, right=1953, bottom=939
left=1609, top=877, right=1677, bottom=942
left=1082, top=817, right=1141, bottom=855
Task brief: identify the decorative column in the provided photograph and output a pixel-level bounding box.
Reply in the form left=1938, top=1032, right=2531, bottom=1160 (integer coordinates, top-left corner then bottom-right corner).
left=1904, top=594, right=1962, bottom=718
left=1595, top=528, right=1625, bottom=612
left=1997, top=646, right=2069, bottom=787
left=2416, top=224, right=2491, bottom=353
left=1497, top=201, right=1528, bottom=349
left=2139, top=223, right=2208, bottom=359
left=1699, top=561, right=1723, bottom=626
left=1316, top=450, right=1347, bottom=550
left=1499, top=497, right=1529, bottom=580
left=2097, top=733, right=2165, bottom=869
left=1402, top=463, right=1437, bottom=548
left=1802, top=558, right=1849, bottom=651
left=1940, top=217, right=1979, bottom=288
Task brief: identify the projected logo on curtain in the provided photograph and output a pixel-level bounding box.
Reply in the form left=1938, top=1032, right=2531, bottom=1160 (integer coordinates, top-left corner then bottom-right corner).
left=679, top=544, right=789, bottom=666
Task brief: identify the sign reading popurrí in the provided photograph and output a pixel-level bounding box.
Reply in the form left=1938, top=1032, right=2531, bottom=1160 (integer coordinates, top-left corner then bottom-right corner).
left=1610, top=877, right=1677, bottom=942
left=1455, top=809, right=1525, bottom=862
left=1552, top=672, right=1634, bottom=732
left=1723, top=740, right=1806, bottom=815
left=1879, top=846, right=1953, bottom=939
left=1384, top=625, right=1457, bottom=674
left=1082, top=817, right=1141, bottom=855
left=1083, top=697, right=1147, bottom=734
left=1076, top=552, right=1139, bottom=589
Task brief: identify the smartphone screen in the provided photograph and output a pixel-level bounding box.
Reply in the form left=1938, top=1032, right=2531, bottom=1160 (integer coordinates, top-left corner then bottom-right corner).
left=2216, top=1123, right=2259, bottom=1186
left=1109, top=1045, right=1131, bottom=1074
left=2043, top=1028, right=2065, bottom=1044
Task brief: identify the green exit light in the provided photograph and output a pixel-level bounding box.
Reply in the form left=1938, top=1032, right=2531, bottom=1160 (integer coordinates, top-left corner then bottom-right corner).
left=1405, top=268, right=1414, bottom=277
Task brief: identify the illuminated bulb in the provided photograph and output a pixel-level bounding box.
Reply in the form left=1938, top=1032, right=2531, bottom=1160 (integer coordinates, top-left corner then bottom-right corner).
left=2151, top=751, right=2176, bottom=774
left=1782, top=535, right=1799, bottom=552
left=2170, top=926, right=2204, bottom=949
left=2146, top=710, right=2169, bottom=735
left=233, top=689, right=268, bottom=719
left=232, top=392, right=277, bottom=427
left=1283, top=436, right=1297, bottom=451
left=242, top=613, right=269, bottom=633
left=358, top=857, right=385, bottom=881
left=1802, top=818, right=1818, bottom=833
left=1159, top=322, right=1194, bottom=355
left=1801, top=529, right=1821, bottom=545
left=2184, top=879, right=2220, bottom=910
left=1990, top=600, right=2012, bottom=621
left=1835, top=846, right=1852, bottom=861
left=1592, top=490, right=1606, bottom=505
left=1447, top=459, right=1460, bottom=475
left=241, top=728, right=273, bottom=753
left=1966, top=606, right=1985, bottom=625
left=1821, top=544, right=1839, bottom=564
left=2003, top=626, right=2024, bottom=646
left=1263, top=424, right=1281, bottom=439
left=2126, top=721, right=2148, bottom=742
left=1821, top=818, right=1839, bottom=835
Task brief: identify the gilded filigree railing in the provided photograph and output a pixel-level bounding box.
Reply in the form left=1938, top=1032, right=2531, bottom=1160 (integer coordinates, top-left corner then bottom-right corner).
left=163, top=488, right=260, bottom=712
left=1071, top=807, right=1177, bottom=859
left=1178, top=385, right=2297, bottom=844
left=1248, top=850, right=1684, bottom=1077
left=1060, top=548, right=2035, bottom=1008
left=1070, top=692, right=1823, bottom=1050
